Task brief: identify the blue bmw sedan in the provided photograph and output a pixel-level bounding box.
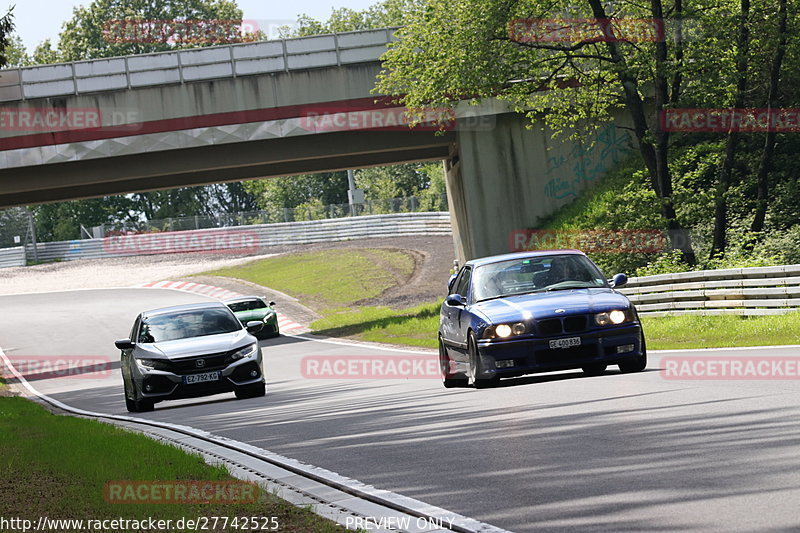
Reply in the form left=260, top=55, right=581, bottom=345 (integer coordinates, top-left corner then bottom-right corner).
left=439, top=250, right=646, bottom=388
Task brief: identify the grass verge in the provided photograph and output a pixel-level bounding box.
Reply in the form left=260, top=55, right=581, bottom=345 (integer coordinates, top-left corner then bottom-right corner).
left=311, top=308, right=800, bottom=351
left=0, top=397, right=344, bottom=532
left=641, top=312, right=800, bottom=350
left=311, top=302, right=441, bottom=349
left=204, top=248, right=414, bottom=309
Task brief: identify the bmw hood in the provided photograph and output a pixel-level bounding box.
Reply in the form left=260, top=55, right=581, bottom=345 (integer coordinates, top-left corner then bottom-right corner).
left=472, top=289, right=633, bottom=324
left=138, top=330, right=253, bottom=359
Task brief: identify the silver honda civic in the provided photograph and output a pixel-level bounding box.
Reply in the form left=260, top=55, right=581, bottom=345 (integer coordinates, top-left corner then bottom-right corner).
left=116, top=302, right=265, bottom=412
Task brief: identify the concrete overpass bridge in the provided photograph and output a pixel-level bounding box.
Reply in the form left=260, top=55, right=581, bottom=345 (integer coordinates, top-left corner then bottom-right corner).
left=0, top=28, right=632, bottom=261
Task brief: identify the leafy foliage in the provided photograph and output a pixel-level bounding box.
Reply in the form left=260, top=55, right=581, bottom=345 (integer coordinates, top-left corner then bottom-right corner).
left=540, top=136, right=800, bottom=276
left=58, top=0, right=246, bottom=61
left=287, top=0, right=422, bottom=37
left=0, top=7, right=15, bottom=68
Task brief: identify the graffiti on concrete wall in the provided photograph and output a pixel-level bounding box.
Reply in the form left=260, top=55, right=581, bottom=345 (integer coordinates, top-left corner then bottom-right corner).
left=543, top=124, right=633, bottom=200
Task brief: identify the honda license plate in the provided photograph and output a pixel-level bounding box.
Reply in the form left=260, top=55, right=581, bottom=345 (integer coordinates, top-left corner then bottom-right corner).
left=549, top=337, right=581, bottom=349
left=183, top=371, right=220, bottom=384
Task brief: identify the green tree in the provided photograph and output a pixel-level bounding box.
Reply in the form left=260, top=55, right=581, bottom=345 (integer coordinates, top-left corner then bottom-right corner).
left=243, top=172, right=349, bottom=215
left=3, top=34, right=29, bottom=66
left=0, top=208, right=30, bottom=248
left=30, top=39, right=60, bottom=64
left=23, top=0, right=260, bottom=239
left=375, top=0, right=720, bottom=263
left=58, top=0, right=248, bottom=61
left=33, top=197, right=137, bottom=241
left=0, top=7, right=15, bottom=68
left=290, top=0, right=422, bottom=37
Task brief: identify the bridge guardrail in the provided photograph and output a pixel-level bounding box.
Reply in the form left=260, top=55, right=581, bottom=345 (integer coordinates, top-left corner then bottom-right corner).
left=619, top=265, right=800, bottom=316
left=0, top=28, right=398, bottom=102
left=1, top=212, right=451, bottom=267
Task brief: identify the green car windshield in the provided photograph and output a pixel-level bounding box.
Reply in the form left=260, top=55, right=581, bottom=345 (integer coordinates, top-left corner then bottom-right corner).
left=228, top=299, right=269, bottom=312
left=472, top=255, right=607, bottom=302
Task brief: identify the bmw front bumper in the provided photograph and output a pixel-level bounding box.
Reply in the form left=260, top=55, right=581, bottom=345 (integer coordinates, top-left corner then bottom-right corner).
left=475, top=324, right=644, bottom=378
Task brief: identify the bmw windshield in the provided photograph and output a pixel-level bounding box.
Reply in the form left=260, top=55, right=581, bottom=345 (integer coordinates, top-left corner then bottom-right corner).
left=138, top=309, right=243, bottom=343
left=472, top=254, right=608, bottom=302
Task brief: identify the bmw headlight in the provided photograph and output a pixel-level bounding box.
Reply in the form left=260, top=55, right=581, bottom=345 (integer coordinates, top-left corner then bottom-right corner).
left=595, top=309, right=631, bottom=326
left=231, top=343, right=258, bottom=361
left=485, top=322, right=527, bottom=339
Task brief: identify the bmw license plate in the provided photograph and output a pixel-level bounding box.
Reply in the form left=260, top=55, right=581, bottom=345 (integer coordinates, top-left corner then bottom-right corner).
left=549, top=337, right=581, bottom=349
left=183, top=371, right=220, bottom=385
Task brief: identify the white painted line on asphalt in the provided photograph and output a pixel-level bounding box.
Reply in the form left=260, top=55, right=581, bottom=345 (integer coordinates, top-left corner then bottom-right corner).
left=652, top=344, right=800, bottom=353
left=284, top=333, right=437, bottom=354
left=0, top=346, right=510, bottom=533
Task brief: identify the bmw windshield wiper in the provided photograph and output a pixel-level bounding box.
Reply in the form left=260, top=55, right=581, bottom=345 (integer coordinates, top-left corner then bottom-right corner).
left=545, top=284, right=595, bottom=291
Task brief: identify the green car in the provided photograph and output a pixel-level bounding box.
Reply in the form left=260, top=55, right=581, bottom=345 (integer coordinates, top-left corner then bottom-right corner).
left=224, top=297, right=280, bottom=339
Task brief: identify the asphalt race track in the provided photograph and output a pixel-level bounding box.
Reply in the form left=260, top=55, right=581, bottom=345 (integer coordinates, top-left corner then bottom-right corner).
left=2, top=288, right=800, bottom=532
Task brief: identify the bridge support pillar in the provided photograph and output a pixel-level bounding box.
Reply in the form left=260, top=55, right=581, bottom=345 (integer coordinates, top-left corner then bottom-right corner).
left=445, top=113, right=633, bottom=262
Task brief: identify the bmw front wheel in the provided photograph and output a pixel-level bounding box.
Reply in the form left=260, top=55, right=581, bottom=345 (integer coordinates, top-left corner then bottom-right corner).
left=467, top=333, right=498, bottom=389
left=439, top=335, right=468, bottom=389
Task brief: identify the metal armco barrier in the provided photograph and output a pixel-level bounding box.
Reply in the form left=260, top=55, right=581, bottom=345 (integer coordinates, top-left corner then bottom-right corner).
left=619, top=264, right=800, bottom=316
left=0, top=247, right=25, bottom=268
left=0, top=212, right=451, bottom=267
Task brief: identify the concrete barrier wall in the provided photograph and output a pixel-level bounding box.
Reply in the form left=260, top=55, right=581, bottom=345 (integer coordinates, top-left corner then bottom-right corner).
left=3, top=212, right=452, bottom=267
left=619, top=264, right=800, bottom=316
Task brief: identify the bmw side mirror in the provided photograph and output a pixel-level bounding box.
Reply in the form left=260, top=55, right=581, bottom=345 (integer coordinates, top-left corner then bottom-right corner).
left=115, top=338, right=134, bottom=350
left=445, top=294, right=466, bottom=307
left=610, top=273, right=628, bottom=288
left=246, top=321, right=264, bottom=333
left=268, top=301, right=276, bottom=307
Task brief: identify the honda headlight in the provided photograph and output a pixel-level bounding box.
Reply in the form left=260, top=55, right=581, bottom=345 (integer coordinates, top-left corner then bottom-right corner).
left=231, top=343, right=258, bottom=361
left=136, top=358, right=158, bottom=369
